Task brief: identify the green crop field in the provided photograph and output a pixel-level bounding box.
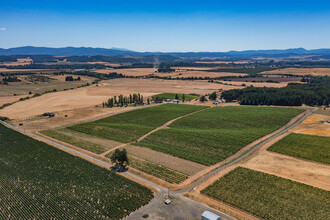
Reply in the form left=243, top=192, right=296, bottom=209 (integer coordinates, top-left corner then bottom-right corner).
left=268, top=133, right=330, bottom=164
left=126, top=156, right=189, bottom=184
left=69, top=104, right=207, bottom=143
left=136, top=106, right=303, bottom=165
left=0, top=124, right=153, bottom=219
left=202, top=167, right=330, bottom=219
left=41, top=129, right=109, bottom=154
left=152, top=93, right=199, bottom=101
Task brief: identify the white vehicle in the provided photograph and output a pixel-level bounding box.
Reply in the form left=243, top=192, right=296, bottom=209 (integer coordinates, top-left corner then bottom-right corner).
left=164, top=199, right=171, bottom=205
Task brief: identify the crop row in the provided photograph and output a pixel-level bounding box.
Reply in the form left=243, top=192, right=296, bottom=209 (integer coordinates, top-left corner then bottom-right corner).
left=268, top=133, right=330, bottom=164
left=69, top=103, right=207, bottom=143
left=41, top=129, right=109, bottom=154
left=136, top=106, right=303, bottom=165
left=0, top=124, right=153, bottom=219
left=127, top=156, right=189, bottom=184
left=201, top=167, right=330, bottom=219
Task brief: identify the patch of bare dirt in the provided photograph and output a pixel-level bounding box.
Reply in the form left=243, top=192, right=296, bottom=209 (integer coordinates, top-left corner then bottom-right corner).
left=262, top=68, right=330, bottom=76
left=290, top=114, right=330, bottom=137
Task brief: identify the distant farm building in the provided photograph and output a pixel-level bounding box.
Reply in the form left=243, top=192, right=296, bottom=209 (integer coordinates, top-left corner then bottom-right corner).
left=172, top=99, right=180, bottom=103
left=201, top=211, right=221, bottom=220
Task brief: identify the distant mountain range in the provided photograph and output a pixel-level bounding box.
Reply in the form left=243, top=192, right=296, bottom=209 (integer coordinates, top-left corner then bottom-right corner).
left=1, top=46, right=330, bottom=58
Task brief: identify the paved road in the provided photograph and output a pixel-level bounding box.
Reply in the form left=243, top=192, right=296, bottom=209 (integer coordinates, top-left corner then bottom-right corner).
left=0, top=107, right=316, bottom=220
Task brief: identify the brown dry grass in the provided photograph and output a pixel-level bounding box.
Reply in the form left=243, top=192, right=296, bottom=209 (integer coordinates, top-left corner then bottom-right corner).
left=0, top=74, right=95, bottom=96
left=0, top=68, right=56, bottom=73
left=0, top=95, right=31, bottom=106
left=290, top=114, right=330, bottom=137
left=216, top=80, right=302, bottom=88
left=123, top=145, right=206, bottom=175
left=0, top=78, right=238, bottom=120
left=262, top=68, right=330, bottom=76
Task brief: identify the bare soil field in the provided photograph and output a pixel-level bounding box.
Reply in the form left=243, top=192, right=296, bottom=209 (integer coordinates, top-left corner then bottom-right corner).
left=216, top=80, right=295, bottom=88
left=0, top=74, right=95, bottom=96
left=122, top=144, right=206, bottom=175
left=290, top=114, right=330, bottom=137
left=0, top=78, right=238, bottom=120
left=262, top=68, right=330, bottom=76
left=314, top=108, right=330, bottom=116
left=94, top=68, right=156, bottom=76
left=94, top=67, right=247, bottom=78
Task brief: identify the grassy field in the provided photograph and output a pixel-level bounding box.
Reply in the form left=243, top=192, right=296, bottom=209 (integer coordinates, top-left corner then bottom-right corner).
left=268, top=133, right=330, bottom=164
left=69, top=104, right=207, bottom=143
left=136, top=106, right=303, bottom=165
left=202, top=167, right=330, bottom=219
left=152, top=93, right=199, bottom=101
left=126, top=156, right=189, bottom=184
left=0, top=123, right=153, bottom=219
left=41, top=129, right=109, bottom=154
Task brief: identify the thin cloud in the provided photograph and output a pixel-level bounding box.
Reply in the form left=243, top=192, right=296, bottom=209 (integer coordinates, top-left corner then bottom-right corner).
left=0, top=27, right=6, bottom=31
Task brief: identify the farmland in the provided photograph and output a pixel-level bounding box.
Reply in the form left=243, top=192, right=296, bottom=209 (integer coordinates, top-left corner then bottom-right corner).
left=268, top=133, right=330, bottom=164
left=136, top=106, right=303, bottom=165
left=201, top=167, right=330, bottom=220
left=41, top=129, right=109, bottom=154
left=0, top=123, right=153, bottom=219
left=126, top=156, right=189, bottom=184
left=0, top=74, right=95, bottom=97
left=69, top=104, right=207, bottom=143
left=152, top=93, right=199, bottom=101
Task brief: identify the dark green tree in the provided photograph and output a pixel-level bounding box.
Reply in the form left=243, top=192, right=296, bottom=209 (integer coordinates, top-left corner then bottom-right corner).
left=209, top=92, right=217, bottom=100
left=110, top=149, right=129, bottom=169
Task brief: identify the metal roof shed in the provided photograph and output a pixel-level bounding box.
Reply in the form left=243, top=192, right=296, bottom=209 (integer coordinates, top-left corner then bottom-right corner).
left=201, top=211, right=221, bottom=220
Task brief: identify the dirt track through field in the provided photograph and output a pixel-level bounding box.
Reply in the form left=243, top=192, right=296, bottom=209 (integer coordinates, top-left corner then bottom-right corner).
left=136, top=107, right=210, bottom=142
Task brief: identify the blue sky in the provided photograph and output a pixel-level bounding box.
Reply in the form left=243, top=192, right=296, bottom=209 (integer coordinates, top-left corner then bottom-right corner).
left=1, top=0, right=330, bottom=52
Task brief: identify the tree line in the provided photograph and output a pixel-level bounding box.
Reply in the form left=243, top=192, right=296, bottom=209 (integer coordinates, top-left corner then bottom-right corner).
left=221, top=76, right=330, bottom=106
left=103, top=93, right=150, bottom=108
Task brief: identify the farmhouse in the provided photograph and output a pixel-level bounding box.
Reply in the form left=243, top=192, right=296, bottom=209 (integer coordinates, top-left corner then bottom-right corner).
left=172, top=99, right=180, bottom=103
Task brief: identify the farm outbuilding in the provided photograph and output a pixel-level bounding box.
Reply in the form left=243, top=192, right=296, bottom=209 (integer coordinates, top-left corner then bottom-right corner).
left=201, top=211, right=221, bottom=220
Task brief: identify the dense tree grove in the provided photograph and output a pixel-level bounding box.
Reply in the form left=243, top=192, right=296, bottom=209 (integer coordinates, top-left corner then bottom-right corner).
left=65, top=76, right=81, bottom=81
left=2, top=76, right=20, bottom=83
left=103, top=93, right=144, bottom=107
left=209, top=92, right=217, bottom=100
left=221, top=76, right=330, bottom=106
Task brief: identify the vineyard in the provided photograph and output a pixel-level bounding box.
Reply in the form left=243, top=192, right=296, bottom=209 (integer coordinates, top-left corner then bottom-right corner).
left=152, top=93, right=199, bottom=101
left=136, top=106, right=303, bottom=165
left=69, top=104, right=207, bottom=143
left=202, top=167, right=330, bottom=219
left=0, top=124, right=153, bottom=219
left=268, top=133, right=330, bottom=164
left=127, top=156, right=189, bottom=184
left=41, top=129, right=109, bottom=154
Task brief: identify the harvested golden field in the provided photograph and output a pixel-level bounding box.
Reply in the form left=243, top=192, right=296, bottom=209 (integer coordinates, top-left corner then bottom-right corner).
left=0, top=78, right=238, bottom=120
left=0, top=68, right=56, bottom=73
left=262, top=68, right=330, bottom=76
left=290, top=114, right=330, bottom=137
left=95, top=67, right=246, bottom=78
left=0, top=74, right=95, bottom=96
left=94, top=68, right=156, bottom=76
left=0, top=94, right=31, bottom=106
left=216, top=80, right=301, bottom=88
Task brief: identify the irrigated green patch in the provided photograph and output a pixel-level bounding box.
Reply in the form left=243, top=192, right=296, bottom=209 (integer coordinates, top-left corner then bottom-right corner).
left=127, top=156, right=189, bottom=184
left=136, top=106, right=303, bottom=165
left=41, top=129, right=109, bottom=154
left=202, top=167, right=330, bottom=220
left=0, top=124, right=153, bottom=219
left=268, top=133, right=330, bottom=164
left=152, top=93, right=199, bottom=101
left=69, top=104, right=207, bottom=143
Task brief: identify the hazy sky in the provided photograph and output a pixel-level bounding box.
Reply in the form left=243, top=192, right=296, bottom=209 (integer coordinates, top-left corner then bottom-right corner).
left=1, top=0, right=330, bottom=52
